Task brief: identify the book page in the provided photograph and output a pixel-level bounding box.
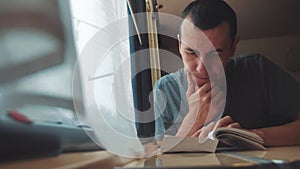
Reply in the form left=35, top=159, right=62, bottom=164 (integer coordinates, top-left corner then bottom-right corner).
left=161, top=136, right=219, bottom=153
left=213, top=127, right=263, bottom=143
left=213, top=127, right=266, bottom=150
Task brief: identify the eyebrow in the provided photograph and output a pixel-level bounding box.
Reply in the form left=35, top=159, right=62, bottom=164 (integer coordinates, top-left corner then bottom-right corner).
left=182, top=44, right=197, bottom=52
left=181, top=41, right=225, bottom=54
left=184, top=46, right=200, bottom=55
left=184, top=46, right=224, bottom=54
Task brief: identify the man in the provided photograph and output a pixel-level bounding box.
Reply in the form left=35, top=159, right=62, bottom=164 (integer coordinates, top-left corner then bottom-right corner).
left=154, top=0, right=300, bottom=146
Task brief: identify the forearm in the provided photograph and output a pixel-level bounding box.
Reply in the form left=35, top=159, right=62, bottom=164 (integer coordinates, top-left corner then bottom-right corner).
left=252, top=114, right=300, bottom=146
left=177, top=75, right=214, bottom=137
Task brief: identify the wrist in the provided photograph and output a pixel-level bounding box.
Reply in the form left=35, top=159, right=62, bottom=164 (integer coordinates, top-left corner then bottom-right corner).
left=177, top=116, right=204, bottom=137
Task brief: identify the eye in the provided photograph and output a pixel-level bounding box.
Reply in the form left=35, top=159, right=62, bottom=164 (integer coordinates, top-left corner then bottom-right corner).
left=185, top=49, right=199, bottom=56
left=185, top=49, right=194, bottom=54
left=207, top=51, right=220, bottom=58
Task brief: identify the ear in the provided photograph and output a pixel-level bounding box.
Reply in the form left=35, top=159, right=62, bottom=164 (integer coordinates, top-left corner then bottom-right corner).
left=177, top=34, right=181, bottom=50
left=177, top=34, right=182, bottom=53
left=231, top=35, right=240, bottom=55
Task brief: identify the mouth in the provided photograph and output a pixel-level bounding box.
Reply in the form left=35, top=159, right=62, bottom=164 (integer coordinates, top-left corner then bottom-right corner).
left=193, top=75, right=210, bottom=86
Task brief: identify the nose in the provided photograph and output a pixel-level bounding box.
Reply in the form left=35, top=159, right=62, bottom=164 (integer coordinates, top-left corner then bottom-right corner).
left=195, top=57, right=207, bottom=74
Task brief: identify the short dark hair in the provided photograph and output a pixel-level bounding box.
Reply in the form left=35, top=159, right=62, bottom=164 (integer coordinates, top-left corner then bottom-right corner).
left=179, top=0, right=237, bottom=43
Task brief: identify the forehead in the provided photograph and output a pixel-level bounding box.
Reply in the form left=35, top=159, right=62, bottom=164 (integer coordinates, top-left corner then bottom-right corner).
left=180, top=18, right=231, bottom=51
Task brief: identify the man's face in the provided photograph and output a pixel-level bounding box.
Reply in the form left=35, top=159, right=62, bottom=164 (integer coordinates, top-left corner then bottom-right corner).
left=179, top=18, right=238, bottom=87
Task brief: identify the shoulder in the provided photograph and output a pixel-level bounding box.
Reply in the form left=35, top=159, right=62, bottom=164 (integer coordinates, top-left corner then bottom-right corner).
left=154, top=68, right=188, bottom=90
left=228, top=53, right=271, bottom=72
left=230, top=53, right=267, bottom=66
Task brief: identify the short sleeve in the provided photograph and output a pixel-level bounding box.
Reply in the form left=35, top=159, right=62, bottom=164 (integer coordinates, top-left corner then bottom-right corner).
left=153, top=83, right=167, bottom=140
left=153, top=69, right=188, bottom=140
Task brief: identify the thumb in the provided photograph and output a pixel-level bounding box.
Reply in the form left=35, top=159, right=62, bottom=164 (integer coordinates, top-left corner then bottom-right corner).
left=199, top=122, right=216, bottom=138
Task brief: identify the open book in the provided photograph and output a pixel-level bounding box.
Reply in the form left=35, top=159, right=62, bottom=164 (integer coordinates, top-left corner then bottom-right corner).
left=161, top=127, right=266, bottom=153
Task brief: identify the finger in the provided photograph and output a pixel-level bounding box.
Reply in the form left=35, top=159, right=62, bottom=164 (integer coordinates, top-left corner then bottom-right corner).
left=199, top=91, right=212, bottom=104
left=251, top=129, right=264, bottom=138
left=190, top=82, right=212, bottom=104
left=198, top=82, right=212, bottom=95
left=228, top=122, right=241, bottom=129
left=215, top=116, right=233, bottom=128
left=191, top=129, right=202, bottom=137
left=199, top=122, right=216, bottom=138
left=189, top=84, right=212, bottom=105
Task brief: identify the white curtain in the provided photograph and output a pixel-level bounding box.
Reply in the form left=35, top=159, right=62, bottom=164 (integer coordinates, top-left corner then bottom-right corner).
left=71, top=0, right=128, bottom=53
left=70, top=0, right=144, bottom=157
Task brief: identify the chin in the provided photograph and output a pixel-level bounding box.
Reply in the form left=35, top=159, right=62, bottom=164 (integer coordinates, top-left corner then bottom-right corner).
left=195, top=79, right=210, bottom=87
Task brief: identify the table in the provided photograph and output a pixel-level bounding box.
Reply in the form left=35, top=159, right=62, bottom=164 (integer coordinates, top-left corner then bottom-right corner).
left=1, top=146, right=300, bottom=169
left=0, top=151, right=135, bottom=169
left=122, top=146, right=300, bottom=168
